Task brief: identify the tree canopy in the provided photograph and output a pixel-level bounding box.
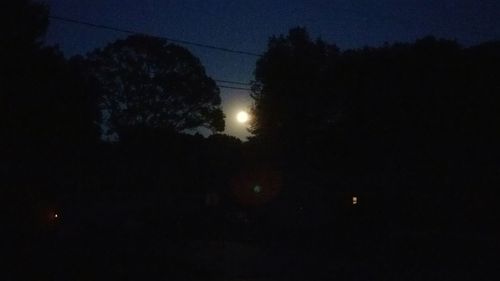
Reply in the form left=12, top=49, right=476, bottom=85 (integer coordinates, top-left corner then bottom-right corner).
left=86, top=35, right=225, bottom=139
left=1, top=0, right=100, bottom=146
left=250, top=27, right=339, bottom=145
left=1, top=0, right=49, bottom=50
left=252, top=28, right=500, bottom=148
left=251, top=27, right=500, bottom=193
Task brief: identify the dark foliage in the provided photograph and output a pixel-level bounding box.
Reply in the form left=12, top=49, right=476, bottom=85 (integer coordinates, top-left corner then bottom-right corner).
left=86, top=35, right=225, bottom=139
left=0, top=0, right=49, bottom=50
left=251, top=27, right=340, bottom=146
left=252, top=29, right=500, bottom=195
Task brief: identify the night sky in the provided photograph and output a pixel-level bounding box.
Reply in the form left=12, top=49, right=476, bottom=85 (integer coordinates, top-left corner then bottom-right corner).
left=41, top=0, right=500, bottom=139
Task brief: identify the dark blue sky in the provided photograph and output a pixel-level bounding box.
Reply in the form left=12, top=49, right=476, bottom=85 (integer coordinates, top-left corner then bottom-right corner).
left=41, top=0, right=500, bottom=139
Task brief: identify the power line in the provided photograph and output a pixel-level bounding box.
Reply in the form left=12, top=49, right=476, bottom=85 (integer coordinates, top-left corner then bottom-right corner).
left=218, top=85, right=251, bottom=91
left=214, top=79, right=251, bottom=86
left=48, top=15, right=256, bottom=89
left=49, top=15, right=262, bottom=57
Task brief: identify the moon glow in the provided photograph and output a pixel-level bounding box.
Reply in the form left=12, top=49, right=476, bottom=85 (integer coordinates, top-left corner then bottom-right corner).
left=236, top=111, right=250, bottom=123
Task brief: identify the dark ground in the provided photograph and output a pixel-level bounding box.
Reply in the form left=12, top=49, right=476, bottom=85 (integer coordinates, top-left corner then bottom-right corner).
left=6, top=187, right=498, bottom=281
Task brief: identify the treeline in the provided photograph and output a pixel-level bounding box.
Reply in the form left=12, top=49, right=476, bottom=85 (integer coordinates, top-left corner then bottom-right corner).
left=3, top=1, right=500, bottom=222
left=250, top=28, right=500, bottom=223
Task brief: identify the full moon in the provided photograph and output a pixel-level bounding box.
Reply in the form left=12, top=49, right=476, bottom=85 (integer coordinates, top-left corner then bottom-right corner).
left=236, top=111, right=250, bottom=123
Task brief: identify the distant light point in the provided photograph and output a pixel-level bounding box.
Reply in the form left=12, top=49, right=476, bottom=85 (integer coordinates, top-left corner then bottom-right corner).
left=352, top=196, right=358, bottom=205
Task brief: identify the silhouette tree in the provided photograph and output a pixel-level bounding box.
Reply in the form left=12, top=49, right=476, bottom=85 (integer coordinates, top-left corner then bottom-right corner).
left=1, top=1, right=100, bottom=146
left=1, top=0, right=49, bottom=50
left=86, top=35, right=225, bottom=139
left=2, top=2, right=101, bottom=280
left=250, top=27, right=339, bottom=148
